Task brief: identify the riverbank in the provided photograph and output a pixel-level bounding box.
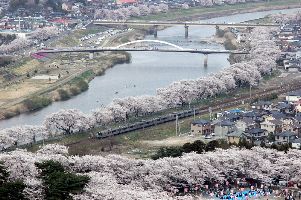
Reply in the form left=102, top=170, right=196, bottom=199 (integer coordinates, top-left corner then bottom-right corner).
left=0, top=28, right=141, bottom=120
left=134, top=0, right=301, bottom=21
left=0, top=52, right=131, bottom=120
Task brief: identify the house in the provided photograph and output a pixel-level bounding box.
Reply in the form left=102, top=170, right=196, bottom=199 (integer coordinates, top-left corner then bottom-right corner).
left=274, top=102, right=292, bottom=114
left=260, top=119, right=282, bottom=134
left=223, top=113, right=241, bottom=122
left=294, top=114, right=301, bottom=124
left=269, top=111, right=287, bottom=120
left=235, top=118, right=257, bottom=131
left=251, top=101, right=272, bottom=111
left=243, top=128, right=268, bottom=142
left=213, top=120, right=236, bottom=137
left=291, top=138, right=301, bottom=149
left=227, top=130, right=243, bottom=144
left=282, top=122, right=301, bottom=137
left=116, top=0, right=137, bottom=5
left=242, top=111, right=263, bottom=122
left=275, top=131, right=298, bottom=145
left=62, top=2, right=72, bottom=12
left=286, top=90, right=301, bottom=103
left=191, top=120, right=214, bottom=135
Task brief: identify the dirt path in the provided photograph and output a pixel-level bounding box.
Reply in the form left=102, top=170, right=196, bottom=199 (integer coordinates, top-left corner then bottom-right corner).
left=141, top=135, right=205, bottom=147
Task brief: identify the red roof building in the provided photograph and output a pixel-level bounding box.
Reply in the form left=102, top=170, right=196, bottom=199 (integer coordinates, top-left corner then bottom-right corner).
left=116, top=0, right=137, bottom=5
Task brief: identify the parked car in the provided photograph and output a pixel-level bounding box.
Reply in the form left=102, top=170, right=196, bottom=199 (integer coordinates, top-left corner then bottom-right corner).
left=205, top=135, right=212, bottom=139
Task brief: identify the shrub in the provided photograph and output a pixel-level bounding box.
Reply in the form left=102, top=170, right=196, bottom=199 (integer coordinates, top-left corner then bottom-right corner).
left=76, top=79, right=88, bottom=92
left=152, top=146, right=183, bottom=160
left=23, top=96, right=52, bottom=111
left=57, top=89, right=70, bottom=101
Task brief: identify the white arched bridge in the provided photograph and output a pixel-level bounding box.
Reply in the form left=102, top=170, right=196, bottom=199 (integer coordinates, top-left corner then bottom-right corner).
left=33, top=40, right=248, bottom=66
left=116, top=39, right=185, bottom=50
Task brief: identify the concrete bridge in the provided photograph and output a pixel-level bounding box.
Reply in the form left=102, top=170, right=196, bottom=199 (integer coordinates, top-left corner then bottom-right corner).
left=34, top=40, right=248, bottom=66
left=93, top=20, right=279, bottom=38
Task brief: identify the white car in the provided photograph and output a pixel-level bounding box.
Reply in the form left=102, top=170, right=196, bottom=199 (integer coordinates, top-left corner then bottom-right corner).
left=205, top=135, right=212, bottom=139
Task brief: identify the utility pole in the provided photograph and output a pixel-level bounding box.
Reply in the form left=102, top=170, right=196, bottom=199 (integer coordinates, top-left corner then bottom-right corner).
left=193, top=107, right=196, bottom=120
left=249, top=84, right=252, bottom=107
left=18, top=16, right=21, bottom=31
left=176, top=115, right=178, bottom=136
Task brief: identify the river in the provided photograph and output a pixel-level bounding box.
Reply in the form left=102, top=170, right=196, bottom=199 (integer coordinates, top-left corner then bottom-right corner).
left=0, top=8, right=300, bottom=129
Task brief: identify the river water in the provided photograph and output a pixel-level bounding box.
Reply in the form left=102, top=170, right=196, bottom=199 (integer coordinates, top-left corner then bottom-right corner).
left=0, top=8, right=300, bottom=129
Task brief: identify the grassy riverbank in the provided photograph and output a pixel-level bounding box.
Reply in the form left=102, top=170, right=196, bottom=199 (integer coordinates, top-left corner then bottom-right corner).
left=0, top=28, right=136, bottom=120
left=134, top=0, right=301, bottom=21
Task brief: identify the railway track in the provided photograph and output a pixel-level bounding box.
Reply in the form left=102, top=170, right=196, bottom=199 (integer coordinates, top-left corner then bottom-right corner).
left=96, top=82, right=301, bottom=139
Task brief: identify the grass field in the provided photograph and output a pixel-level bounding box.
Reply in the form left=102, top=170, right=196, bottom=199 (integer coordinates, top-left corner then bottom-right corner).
left=133, top=0, right=301, bottom=21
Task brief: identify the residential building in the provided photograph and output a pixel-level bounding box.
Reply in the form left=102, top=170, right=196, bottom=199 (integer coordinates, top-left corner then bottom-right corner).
left=275, top=131, right=298, bottom=145
left=243, top=128, right=268, bottom=143
left=227, top=130, right=243, bottom=144
left=235, top=118, right=257, bottom=132
left=286, top=90, right=301, bottom=103
left=251, top=101, right=272, bottom=111
left=260, top=119, right=282, bottom=134
left=282, top=122, right=301, bottom=137
left=191, top=120, right=214, bottom=135
left=214, top=120, right=236, bottom=137
left=292, top=138, right=301, bottom=149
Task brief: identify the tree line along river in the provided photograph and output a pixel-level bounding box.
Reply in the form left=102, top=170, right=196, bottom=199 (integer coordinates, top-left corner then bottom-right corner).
left=0, top=8, right=300, bottom=130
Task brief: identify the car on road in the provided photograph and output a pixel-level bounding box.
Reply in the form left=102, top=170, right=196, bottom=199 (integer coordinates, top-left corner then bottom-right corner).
left=204, top=135, right=212, bottom=139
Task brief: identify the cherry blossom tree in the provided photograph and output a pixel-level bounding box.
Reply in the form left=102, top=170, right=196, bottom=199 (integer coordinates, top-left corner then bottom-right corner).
left=0, top=125, right=48, bottom=150
left=44, top=109, right=94, bottom=135
left=0, top=145, right=301, bottom=199
left=128, top=6, right=141, bottom=17
left=0, top=37, right=31, bottom=54
left=29, top=26, right=59, bottom=41
left=158, top=3, right=168, bottom=13
left=138, top=5, right=150, bottom=16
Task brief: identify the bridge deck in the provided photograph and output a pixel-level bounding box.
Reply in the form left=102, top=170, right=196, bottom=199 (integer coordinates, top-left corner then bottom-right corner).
left=36, top=47, right=248, bottom=55
left=93, top=20, right=278, bottom=27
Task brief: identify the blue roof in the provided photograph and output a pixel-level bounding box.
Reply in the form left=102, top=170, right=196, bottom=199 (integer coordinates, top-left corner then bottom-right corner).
left=228, top=109, right=243, bottom=113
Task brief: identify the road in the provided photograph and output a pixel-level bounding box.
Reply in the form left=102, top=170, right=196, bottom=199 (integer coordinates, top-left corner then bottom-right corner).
left=36, top=47, right=247, bottom=55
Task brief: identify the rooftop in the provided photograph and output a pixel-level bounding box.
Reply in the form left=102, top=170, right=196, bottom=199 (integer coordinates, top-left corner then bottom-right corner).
left=246, top=128, right=266, bottom=135
left=192, top=120, right=211, bottom=126
left=276, top=131, right=298, bottom=138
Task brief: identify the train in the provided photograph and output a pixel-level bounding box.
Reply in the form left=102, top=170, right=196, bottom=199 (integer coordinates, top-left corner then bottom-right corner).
left=96, top=108, right=203, bottom=139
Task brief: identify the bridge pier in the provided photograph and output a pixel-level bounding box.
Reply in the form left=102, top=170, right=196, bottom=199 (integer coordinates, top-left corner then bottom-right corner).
left=153, top=25, right=158, bottom=38
left=89, top=52, right=94, bottom=60
left=204, top=54, right=208, bottom=67
left=184, top=24, right=189, bottom=39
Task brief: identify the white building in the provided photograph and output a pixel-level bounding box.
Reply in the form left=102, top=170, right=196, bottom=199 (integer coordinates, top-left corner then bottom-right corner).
left=286, top=90, right=301, bottom=103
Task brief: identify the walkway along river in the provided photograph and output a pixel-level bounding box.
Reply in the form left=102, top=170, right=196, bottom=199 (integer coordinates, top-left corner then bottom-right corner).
left=0, top=8, right=300, bottom=129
